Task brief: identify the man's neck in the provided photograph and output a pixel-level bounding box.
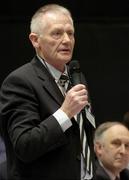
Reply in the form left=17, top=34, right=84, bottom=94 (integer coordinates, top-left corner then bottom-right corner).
left=99, top=160, right=119, bottom=180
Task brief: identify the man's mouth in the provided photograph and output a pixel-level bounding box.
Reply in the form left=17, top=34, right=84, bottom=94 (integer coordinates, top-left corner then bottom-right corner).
left=59, top=48, right=71, bottom=54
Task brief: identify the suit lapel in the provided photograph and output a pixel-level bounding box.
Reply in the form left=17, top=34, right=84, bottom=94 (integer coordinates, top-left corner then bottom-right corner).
left=31, top=56, right=64, bottom=105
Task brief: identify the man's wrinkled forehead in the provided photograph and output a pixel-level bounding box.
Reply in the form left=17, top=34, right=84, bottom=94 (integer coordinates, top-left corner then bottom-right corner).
left=42, top=11, right=73, bottom=24
left=103, top=124, right=129, bottom=140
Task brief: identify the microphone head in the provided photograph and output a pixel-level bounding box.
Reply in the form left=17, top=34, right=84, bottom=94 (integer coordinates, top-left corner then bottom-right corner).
left=69, top=60, right=80, bottom=74
left=69, top=60, right=81, bottom=85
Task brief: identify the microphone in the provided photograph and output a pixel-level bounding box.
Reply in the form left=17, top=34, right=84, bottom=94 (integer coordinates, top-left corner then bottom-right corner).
left=69, top=61, right=96, bottom=128
left=69, top=60, right=81, bottom=86
left=69, top=60, right=90, bottom=109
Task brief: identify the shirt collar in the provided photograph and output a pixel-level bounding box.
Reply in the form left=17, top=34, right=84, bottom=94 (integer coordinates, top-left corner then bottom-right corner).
left=37, top=55, right=68, bottom=83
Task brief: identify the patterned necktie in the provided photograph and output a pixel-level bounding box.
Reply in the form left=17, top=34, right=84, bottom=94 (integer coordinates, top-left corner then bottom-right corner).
left=77, top=107, right=95, bottom=179
left=59, top=73, right=96, bottom=178
left=58, top=73, right=69, bottom=95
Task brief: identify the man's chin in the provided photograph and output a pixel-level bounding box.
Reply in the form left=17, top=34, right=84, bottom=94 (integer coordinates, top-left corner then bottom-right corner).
left=114, top=162, right=127, bottom=170
left=59, top=56, right=72, bottom=63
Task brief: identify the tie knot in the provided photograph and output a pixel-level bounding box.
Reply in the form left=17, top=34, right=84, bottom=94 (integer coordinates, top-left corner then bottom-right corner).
left=59, top=74, right=69, bottom=87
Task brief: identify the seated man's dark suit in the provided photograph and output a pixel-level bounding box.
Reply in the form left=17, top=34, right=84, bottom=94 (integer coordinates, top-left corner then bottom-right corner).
left=94, top=160, right=129, bottom=180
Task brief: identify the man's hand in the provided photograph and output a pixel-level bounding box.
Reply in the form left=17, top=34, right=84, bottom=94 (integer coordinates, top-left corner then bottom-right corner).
left=60, top=84, right=88, bottom=119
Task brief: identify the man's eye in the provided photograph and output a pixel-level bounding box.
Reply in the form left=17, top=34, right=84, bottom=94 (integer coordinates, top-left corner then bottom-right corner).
left=125, top=143, right=129, bottom=149
left=55, top=32, right=61, bottom=35
left=52, top=32, right=62, bottom=39
left=112, top=141, right=121, bottom=146
left=68, top=32, right=74, bottom=36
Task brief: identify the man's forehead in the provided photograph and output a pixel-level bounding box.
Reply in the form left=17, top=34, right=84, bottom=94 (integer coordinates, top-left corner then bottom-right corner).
left=111, top=137, right=129, bottom=143
left=107, top=124, right=128, bottom=132
left=103, top=124, right=129, bottom=138
left=44, top=11, right=70, bottom=19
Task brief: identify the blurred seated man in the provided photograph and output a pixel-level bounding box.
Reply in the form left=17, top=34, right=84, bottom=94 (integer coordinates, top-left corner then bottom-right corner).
left=0, top=135, right=7, bottom=180
left=94, top=121, right=129, bottom=180
left=123, top=111, right=129, bottom=169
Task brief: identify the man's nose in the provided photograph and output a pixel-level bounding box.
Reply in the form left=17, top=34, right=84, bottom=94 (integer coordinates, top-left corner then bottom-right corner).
left=62, top=33, right=70, bottom=42
left=119, top=144, right=126, bottom=153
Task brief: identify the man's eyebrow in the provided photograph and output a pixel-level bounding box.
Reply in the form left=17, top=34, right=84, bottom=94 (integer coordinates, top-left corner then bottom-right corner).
left=112, top=138, right=129, bottom=142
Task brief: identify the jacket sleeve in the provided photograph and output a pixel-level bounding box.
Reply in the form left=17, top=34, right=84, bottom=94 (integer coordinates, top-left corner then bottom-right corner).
left=0, top=72, right=67, bottom=163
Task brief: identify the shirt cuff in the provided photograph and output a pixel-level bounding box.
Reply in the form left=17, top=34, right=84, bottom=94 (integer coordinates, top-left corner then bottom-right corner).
left=53, top=109, right=72, bottom=132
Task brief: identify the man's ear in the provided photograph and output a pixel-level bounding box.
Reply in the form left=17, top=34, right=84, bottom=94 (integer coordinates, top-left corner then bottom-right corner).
left=94, top=142, right=103, bottom=156
left=29, top=33, right=39, bottom=48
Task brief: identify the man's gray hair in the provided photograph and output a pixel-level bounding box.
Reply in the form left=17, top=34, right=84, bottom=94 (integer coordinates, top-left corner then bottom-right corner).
left=30, top=4, right=73, bottom=34
left=94, top=121, right=127, bottom=144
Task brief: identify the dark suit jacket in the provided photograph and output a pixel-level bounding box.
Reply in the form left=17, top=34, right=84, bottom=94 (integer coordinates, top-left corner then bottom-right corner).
left=94, top=160, right=129, bottom=180
left=0, top=56, right=95, bottom=180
